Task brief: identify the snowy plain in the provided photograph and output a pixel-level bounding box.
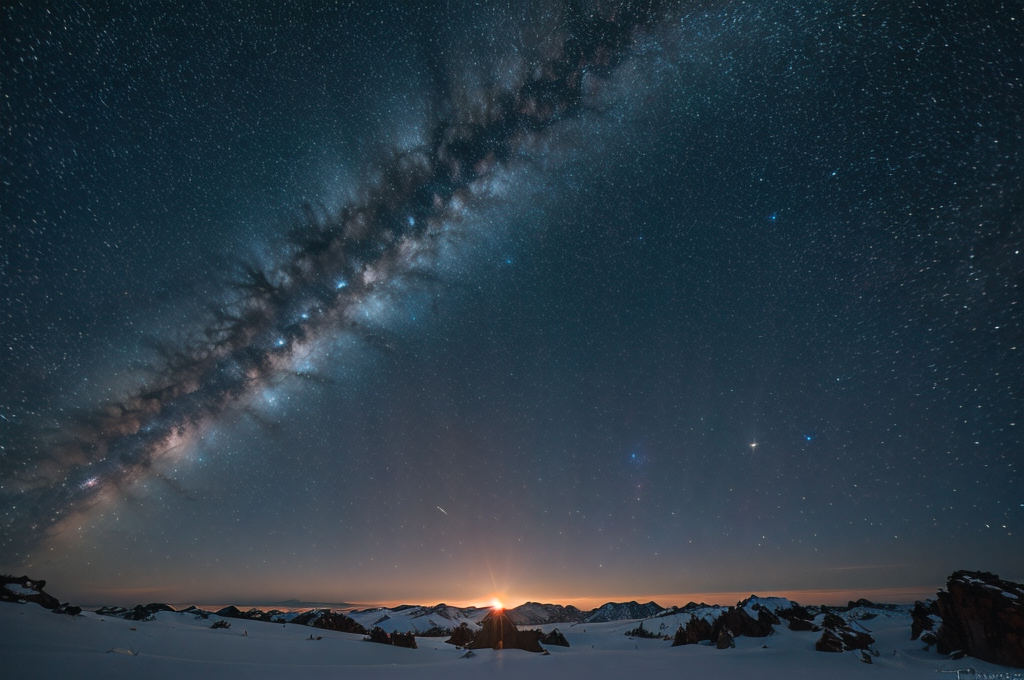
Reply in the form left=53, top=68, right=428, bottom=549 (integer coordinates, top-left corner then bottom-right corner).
left=4, top=599, right=1020, bottom=679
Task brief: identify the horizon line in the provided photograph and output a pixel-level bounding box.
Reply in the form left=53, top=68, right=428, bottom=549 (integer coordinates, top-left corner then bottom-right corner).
left=113, top=585, right=950, bottom=613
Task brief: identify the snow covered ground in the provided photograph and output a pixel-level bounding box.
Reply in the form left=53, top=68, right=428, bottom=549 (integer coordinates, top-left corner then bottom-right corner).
left=1, top=600, right=1018, bottom=679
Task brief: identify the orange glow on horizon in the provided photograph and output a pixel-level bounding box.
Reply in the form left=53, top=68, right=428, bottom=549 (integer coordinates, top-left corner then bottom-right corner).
left=133, top=585, right=944, bottom=614
left=410, top=584, right=942, bottom=611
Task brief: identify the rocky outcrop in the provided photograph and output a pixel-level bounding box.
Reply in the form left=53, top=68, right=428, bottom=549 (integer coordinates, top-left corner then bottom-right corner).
left=843, top=598, right=901, bottom=613
left=1, top=575, right=79, bottom=615
left=126, top=603, right=176, bottom=620
left=540, top=628, right=570, bottom=647
left=787, top=617, right=819, bottom=632
left=96, top=602, right=176, bottom=620
left=365, top=627, right=417, bottom=648
left=684, top=614, right=713, bottom=643
left=780, top=605, right=820, bottom=632
left=672, top=617, right=712, bottom=646
left=936, top=570, right=1024, bottom=668
left=585, top=601, right=664, bottom=623
left=814, top=612, right=874, bottom=652
left=1, top=576, right=59, bottom=609
left=446, top=622, right=476, bottom=646
left=467, top=610, right=544, bottom=653
left=709, top=605, right=777, bottom=646
left=910, top=600, right=939, bottom=642
left=213, top=606, right=289, bottom=623
left=815, top=629, right=845, bottom=653
left=624, top=621, right=662, bottom=639
left=391, top=630, right=417, bottom=648
left=671, top=624, right=687, bottom=646
left=180, top=605, right=212, bottom=619
left=291, top=609, right=367, bottom=634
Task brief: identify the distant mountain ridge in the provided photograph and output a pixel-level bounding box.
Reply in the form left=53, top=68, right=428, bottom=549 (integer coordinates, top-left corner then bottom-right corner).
left=584, top=600, right=665, bottom=623
left=504, top=602, right=587, bottom=625
left=7, top=570, right=1023, bottom=667
left=347, top=600, right=672, bottom=630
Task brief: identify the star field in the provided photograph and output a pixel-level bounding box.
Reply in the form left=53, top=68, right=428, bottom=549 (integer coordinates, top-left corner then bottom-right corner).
left=1, top=1, right=1021, bottom=607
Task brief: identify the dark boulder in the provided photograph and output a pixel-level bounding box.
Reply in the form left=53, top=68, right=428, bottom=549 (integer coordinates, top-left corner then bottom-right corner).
left=936, top=570, right=1024, bottom=668
left=53, top=603, right=82, bottom=616
left=716, top=630, right=735, bottom=649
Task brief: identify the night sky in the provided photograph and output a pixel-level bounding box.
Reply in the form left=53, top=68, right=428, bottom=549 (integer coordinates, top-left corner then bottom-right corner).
left=2, top=1, right=1022, bottom=608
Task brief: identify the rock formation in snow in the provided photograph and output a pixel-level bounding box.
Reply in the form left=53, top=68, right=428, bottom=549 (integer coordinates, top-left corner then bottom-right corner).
left=467, top=609, right=544, bottom=653
left=936, top=570, right=1024, bottom=668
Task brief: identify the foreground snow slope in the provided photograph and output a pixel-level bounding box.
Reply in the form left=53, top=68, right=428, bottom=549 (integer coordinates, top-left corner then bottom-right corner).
left=0, top=601, right=1013, bottom=680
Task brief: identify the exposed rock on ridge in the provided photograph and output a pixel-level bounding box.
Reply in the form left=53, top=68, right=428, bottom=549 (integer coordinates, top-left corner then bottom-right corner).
left=936, top=570, right=1024, bottom=668
left=1, top=575, right=80, bottom=615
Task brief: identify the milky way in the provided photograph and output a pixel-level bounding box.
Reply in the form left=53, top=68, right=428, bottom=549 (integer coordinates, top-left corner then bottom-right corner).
left=2, top=2, right=669, bottom=556
left=2, top=1, right=1021, bottom=605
